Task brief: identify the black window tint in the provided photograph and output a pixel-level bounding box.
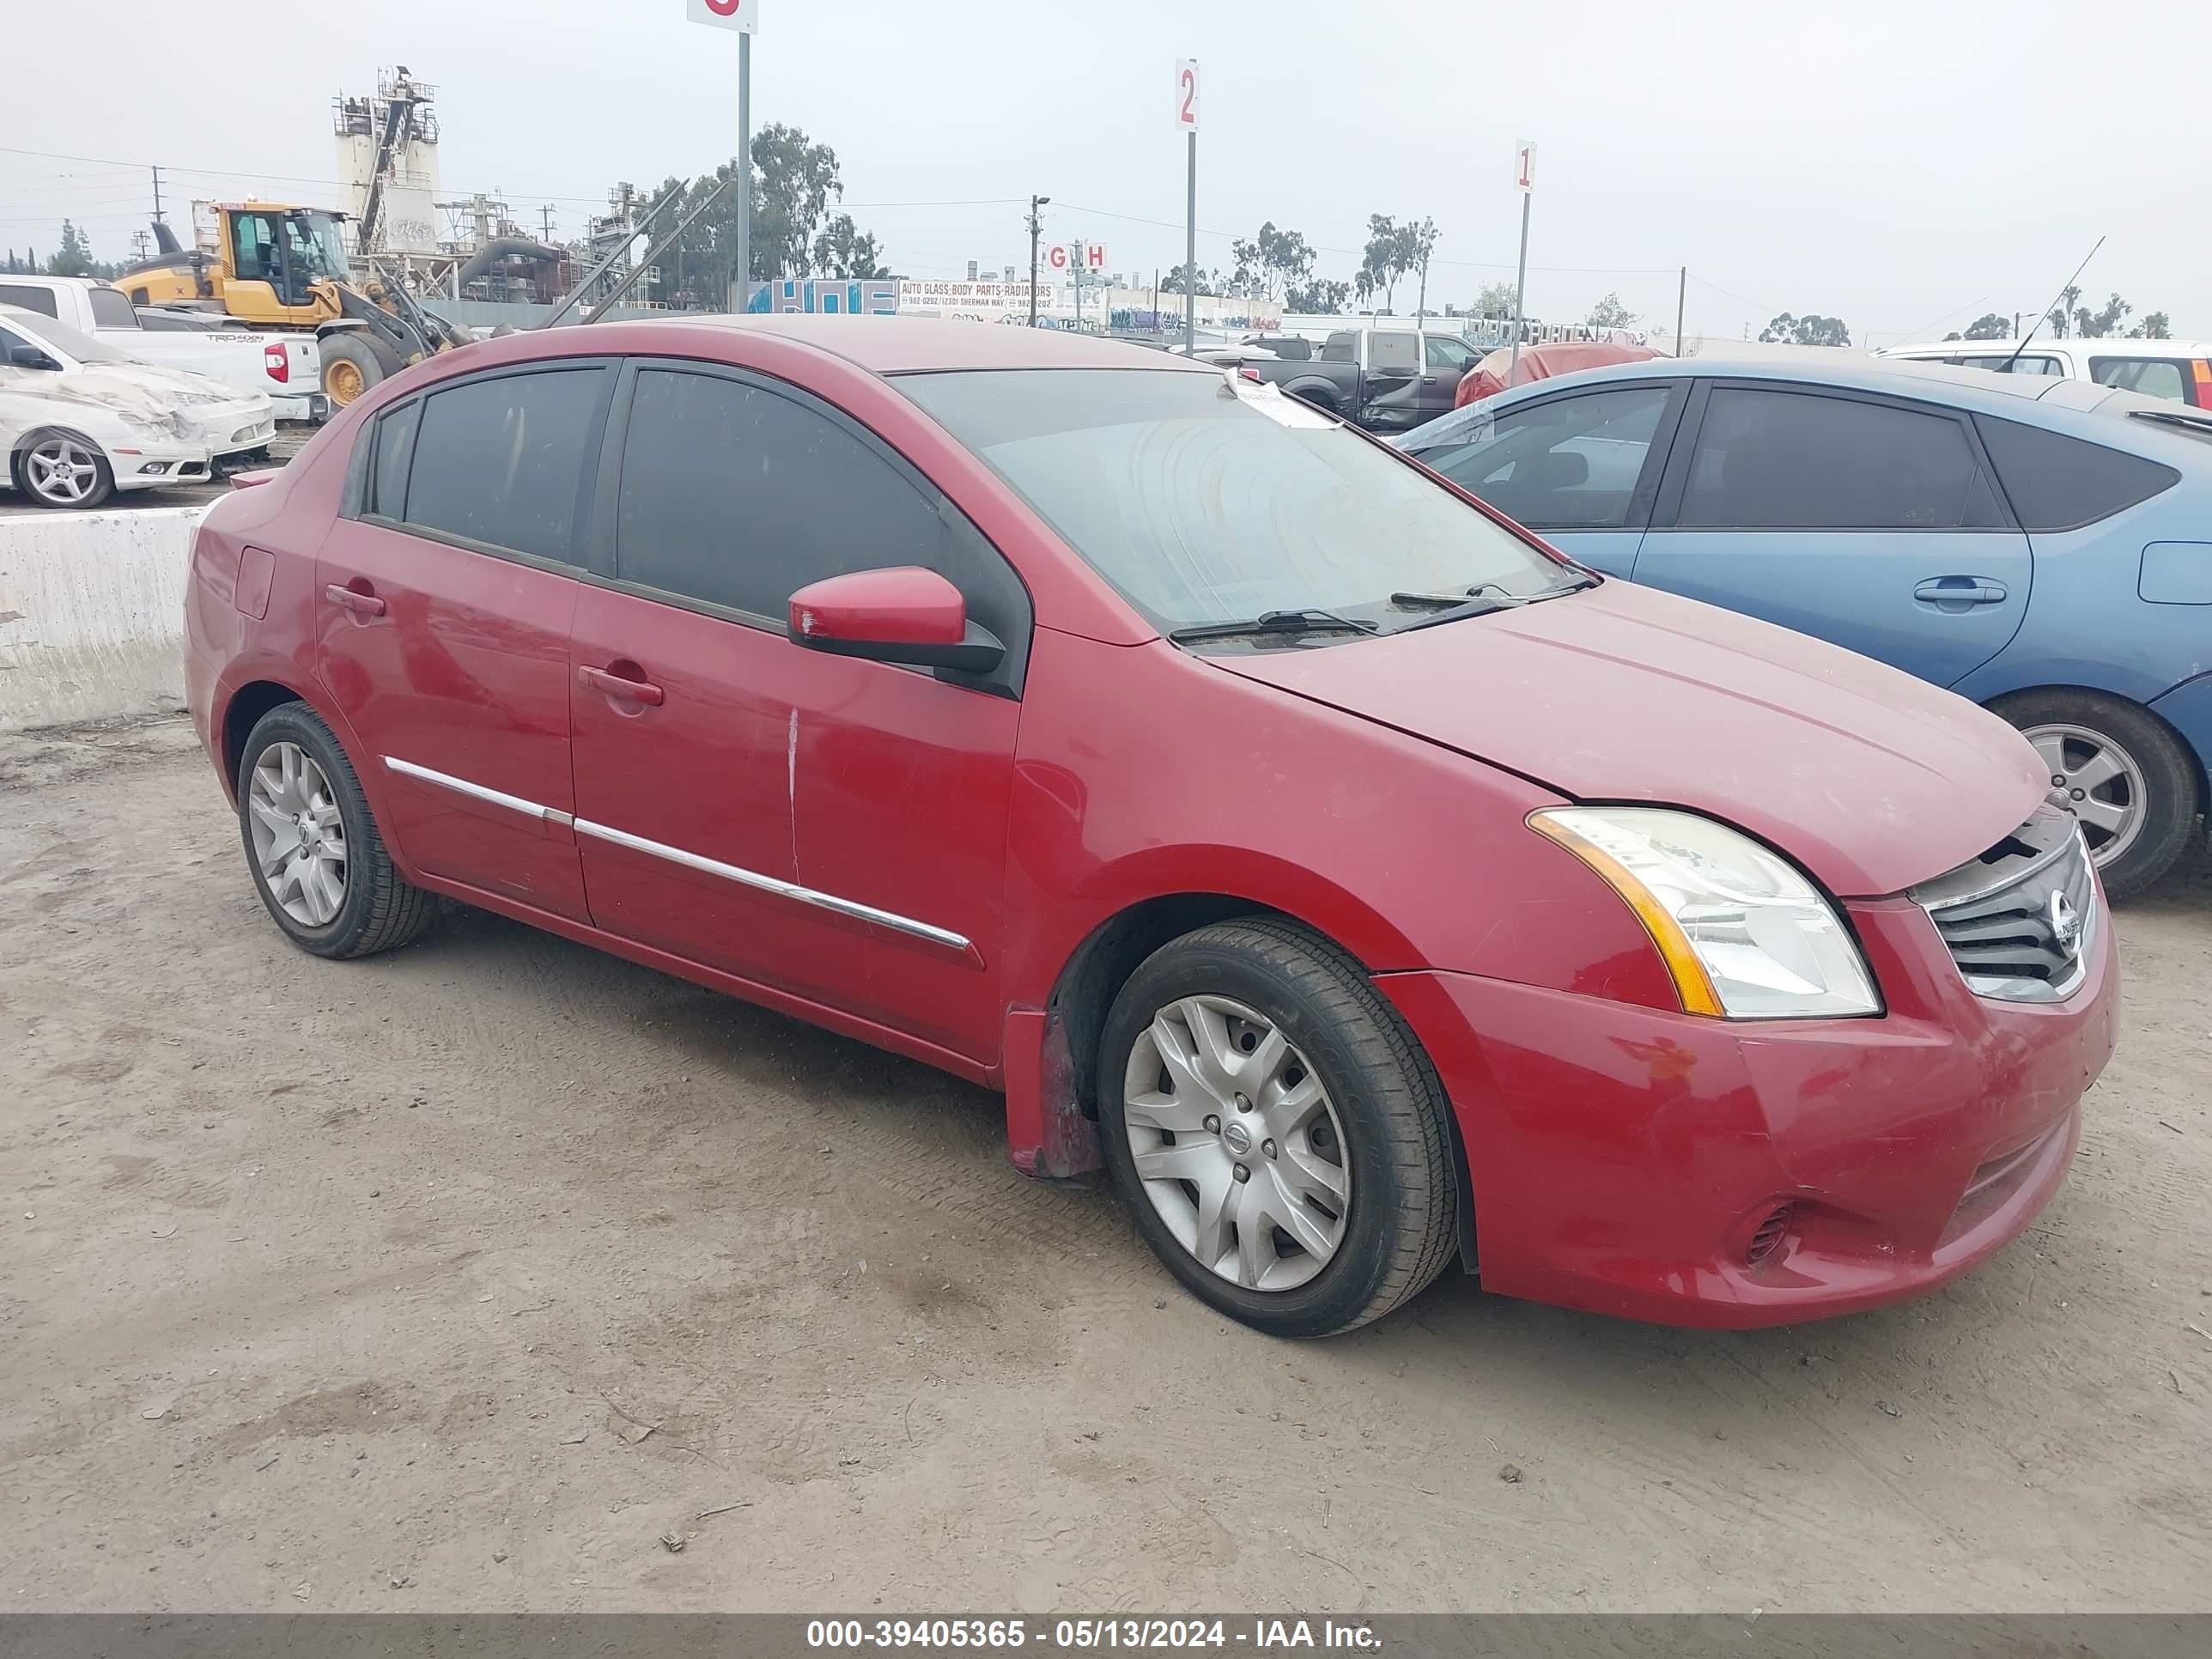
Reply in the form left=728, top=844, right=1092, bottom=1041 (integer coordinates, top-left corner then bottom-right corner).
left=2090, top=357, right=2186, bottom=402
left=1417, top=386, right=1671, bottom=529
left=1320, top=331, right=1356, bottom=362
left=1680, top=388, right=1996, bottom=530
left=1973, top=414, right=2179, bottom=531
left=87, top=288, right=136, bottom=329
left=616, top=369, right=950, bottom=617
left=402, top=369, right=605, bottom=562
left=369, top=400, right=420, bottom=519
left=0, top=284, right=60, bottom=318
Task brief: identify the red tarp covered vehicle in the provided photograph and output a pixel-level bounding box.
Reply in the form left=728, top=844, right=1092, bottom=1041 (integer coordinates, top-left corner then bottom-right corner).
left=1454, top=340, right=1660, bottom=408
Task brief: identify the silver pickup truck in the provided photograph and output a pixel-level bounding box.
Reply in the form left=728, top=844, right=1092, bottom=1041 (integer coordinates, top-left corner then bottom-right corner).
left=0, top=276, right=325, bottom=423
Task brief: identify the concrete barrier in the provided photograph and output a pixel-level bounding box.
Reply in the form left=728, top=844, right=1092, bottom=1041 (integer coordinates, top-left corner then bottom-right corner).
left=0, top=505, right=206, bottom=732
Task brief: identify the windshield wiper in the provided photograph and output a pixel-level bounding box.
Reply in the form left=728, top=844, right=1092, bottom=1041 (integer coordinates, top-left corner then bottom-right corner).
left=1389, top=576, right=1595, bottom=633
left=1168, top=607, right=1380, bottom=645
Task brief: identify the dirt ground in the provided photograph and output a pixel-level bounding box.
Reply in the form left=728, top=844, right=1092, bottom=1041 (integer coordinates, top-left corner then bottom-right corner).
left=3, top=713, right=2209, bottom=1614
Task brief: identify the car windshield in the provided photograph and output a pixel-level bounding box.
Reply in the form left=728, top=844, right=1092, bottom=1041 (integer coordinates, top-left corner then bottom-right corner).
left=896, top=368, right=1575, bottom=636
left=8, top=309, right=132, bottom=365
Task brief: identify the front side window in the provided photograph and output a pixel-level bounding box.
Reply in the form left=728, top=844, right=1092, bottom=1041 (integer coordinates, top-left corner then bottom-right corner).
left=614, top=368, right=951, bottom=618
left=1678, top=387, right=2000, bottom=531
left=231, top=213, right=276, bottom=283
left=2089, top=357, right=2186, bottom=403
left=400, top=368, right=606, bottom=562
left=5, top=310, right=128, bottom=365
left=896, top=368, right=1573, bottom=633
left=1425, top=336, right=1477, bottom=372
left=1408, top=386, right=1673, bottom=529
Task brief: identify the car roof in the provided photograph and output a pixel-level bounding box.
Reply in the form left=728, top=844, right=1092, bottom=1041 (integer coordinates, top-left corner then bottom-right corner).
left=616, top=313, right=1212, bottom=375
left=1506, top=349, right=2083, bottom=410
left=1884, top=338, right=2212, bottom=359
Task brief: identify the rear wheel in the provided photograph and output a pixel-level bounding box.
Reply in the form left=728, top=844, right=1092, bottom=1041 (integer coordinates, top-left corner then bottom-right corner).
left=237, top=703, right=436, bottom=958
left=1993, top=689, right=2198, bottom=900
left=1096, top=917, right=1458, bottom=1337
left=12, top=431, right=114, bottom=509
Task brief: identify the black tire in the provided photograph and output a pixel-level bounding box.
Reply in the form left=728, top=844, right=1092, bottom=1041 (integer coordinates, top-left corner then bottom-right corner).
left=11, top=429, right=114, bottom=510
left=1991, top=689, right=2199, bottom=901
left=1096, top=917, right=1459, bottom=1338
left=319, top=332, right=389, bottom=409
left=236, top=702, right=436, bottom=959
left=1288, top=387, right=1339, bottom=416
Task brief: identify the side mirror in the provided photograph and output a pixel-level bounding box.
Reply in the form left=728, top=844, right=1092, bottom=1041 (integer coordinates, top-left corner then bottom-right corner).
left=7, top=345, right=59, bottom=370
left=787, top=567, right=1006, bottom=677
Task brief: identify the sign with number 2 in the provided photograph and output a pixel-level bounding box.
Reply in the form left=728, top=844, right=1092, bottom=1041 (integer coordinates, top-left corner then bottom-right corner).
left=1176, top=59, right=1200, bottom=131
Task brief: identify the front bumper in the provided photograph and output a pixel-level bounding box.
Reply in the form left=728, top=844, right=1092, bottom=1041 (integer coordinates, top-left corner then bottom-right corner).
left=1382, top=891, right=2118, bottom=1328
left=111, top=437, right=216, bottom=491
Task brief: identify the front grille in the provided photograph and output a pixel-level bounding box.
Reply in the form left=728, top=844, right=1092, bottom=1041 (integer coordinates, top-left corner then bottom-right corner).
left=1911, top=808, right=2096, bottom=1003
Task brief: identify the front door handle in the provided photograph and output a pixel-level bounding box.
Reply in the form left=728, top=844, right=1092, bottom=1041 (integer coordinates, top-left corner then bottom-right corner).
left=1912, top=576, right=2008, bottom=610
left=325, top=582, right=386, bottom=617
left=579, top=664, right=665, bottom=707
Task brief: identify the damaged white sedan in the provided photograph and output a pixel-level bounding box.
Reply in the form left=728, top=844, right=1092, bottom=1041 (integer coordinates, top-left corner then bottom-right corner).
left=2, top=303, right=274, bottom=509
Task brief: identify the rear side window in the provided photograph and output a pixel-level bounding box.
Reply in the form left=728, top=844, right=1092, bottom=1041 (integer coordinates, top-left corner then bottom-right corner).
left=87, top=288, right=137, bottom=329
left=1954, top=353, right=2063, bottom=377
left=1973, top=415, right=2180, bottom=532
left=1369, top=332, right=1419, bottom=374
left=0, top=283, right=60, bottom=318
left=2089, top=356, right=2186, bottom=403
left=368, top=400, right=421, bottom=519
left=1320, top=331, right=1356, bottom=362
left=1678, top=387, right=2005, bottom=531
left=400, top=368, right=606, bottom=562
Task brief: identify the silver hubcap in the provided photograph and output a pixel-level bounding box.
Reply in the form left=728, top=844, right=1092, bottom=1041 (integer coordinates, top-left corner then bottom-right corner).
left=247, top=742, right=348, bottom=927
left=25, top=438, right=100, bottom=504
left=1122, top=995, right=1351, bottom=1292
left=2026, top=723, right=2145, bottom=868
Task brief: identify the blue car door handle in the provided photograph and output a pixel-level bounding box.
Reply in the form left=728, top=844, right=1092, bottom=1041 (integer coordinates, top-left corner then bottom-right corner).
left=1913, top=575, right=2009, bottom=610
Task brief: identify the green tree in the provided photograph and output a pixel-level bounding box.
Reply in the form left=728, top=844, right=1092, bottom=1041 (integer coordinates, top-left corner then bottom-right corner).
left=1286, top=276, right=1351, bottom=314
left=750, top=123, right=842, bottom=280
left=2071, top=292, right=2131, bottom=338
left=1585, top=292, right=1638, bottom=330
left=1164, top=262, right=1224, bottom=296
left=811, top=214, right=891, bottom=279
left=1401, top=216, right=1441, bottom=316
left=2130, top=311, right=2172, bottom=340
left=1472, top=279, right=1518, bottom=319
left=1230, top=222, right=1316, bottom=303
left=1759, top=312, right=1851, bottom=347
left=1961, top=313, right=2013, bottom=340
left=45, top=220, right=92, bottom=278
left=1358, top=215, right=1407, bottom=312
left=2045, top=284, right=2081, bottom=338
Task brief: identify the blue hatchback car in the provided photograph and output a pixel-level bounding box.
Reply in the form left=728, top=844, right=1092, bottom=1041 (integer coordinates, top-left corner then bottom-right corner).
left=1401, top=356, right=2212, bottom=897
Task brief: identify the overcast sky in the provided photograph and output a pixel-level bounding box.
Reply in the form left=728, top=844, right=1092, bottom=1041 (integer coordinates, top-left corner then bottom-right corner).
left=4, top=0, right=2206, bottom=345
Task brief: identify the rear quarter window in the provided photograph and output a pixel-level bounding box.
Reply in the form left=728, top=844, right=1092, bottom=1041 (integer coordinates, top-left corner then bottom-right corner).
left=1973, top=414, right=2180, bottom=532
left=87, top=288, right=137, bottom=329
left=0, top=284, right=60, bottom=319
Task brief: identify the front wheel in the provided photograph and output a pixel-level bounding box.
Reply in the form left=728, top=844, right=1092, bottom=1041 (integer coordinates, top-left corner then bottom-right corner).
left=12, top=431, right=114, bottom=509
left=1096, top=918, right=1459, bottom=1337
left=1994, top=690, right=2199, bottom=901
left=319, top=333, right=388, bottom=409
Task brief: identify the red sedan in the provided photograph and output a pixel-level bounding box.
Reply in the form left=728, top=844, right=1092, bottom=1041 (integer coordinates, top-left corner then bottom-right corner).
left=183, top=317, right=2116, bottom=1337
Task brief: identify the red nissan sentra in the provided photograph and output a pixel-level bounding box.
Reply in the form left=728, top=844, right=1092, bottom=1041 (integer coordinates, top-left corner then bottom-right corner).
left=183, top=317, right=2117, bottom=1337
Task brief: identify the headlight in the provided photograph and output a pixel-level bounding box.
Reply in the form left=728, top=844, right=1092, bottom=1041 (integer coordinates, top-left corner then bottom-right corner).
left=1530, top=807, right=1879, bottom=1019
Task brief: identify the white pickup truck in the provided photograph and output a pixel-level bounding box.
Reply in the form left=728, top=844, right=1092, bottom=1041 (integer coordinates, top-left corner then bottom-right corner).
left=0, top=276, right=325, bottom=422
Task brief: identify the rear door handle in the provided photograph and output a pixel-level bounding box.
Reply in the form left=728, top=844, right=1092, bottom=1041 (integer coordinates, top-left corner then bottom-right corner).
left=579, top=664, right=665, bottom=707
left=1913, top=576, right=2008, bottom=608
left=325, top=583, right=386, bottom=617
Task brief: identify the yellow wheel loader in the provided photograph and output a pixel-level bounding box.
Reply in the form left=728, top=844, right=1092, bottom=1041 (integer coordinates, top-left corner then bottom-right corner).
left=116, top=203, right=471, bottom=409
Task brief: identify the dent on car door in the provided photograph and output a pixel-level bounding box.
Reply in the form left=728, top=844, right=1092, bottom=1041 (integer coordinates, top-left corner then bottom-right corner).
left=316, top=363, right=610, bottom=921
left=1634, top=382, right=2031, bottom=689
left=1404, top=381, right=1685, bottom=574
left=565, top=360, right=1025, bottom=1064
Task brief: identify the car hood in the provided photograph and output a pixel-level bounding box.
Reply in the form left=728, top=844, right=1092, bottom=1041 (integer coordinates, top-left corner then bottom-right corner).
left=20, top=362, right=267, bottom=446
left=1207, top=579, right=2047, bottom=896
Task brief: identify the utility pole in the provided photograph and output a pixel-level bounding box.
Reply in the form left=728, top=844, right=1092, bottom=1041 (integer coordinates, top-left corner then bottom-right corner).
left=131, top=230, right=150, bottom=261
left=151, top=165, right=165, bottom=228
left=541, top=204, right=556, bottom=241
left=1674, top=265, right=1686, bottom=357
left=1027, top=194, right=1050, bottom=326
